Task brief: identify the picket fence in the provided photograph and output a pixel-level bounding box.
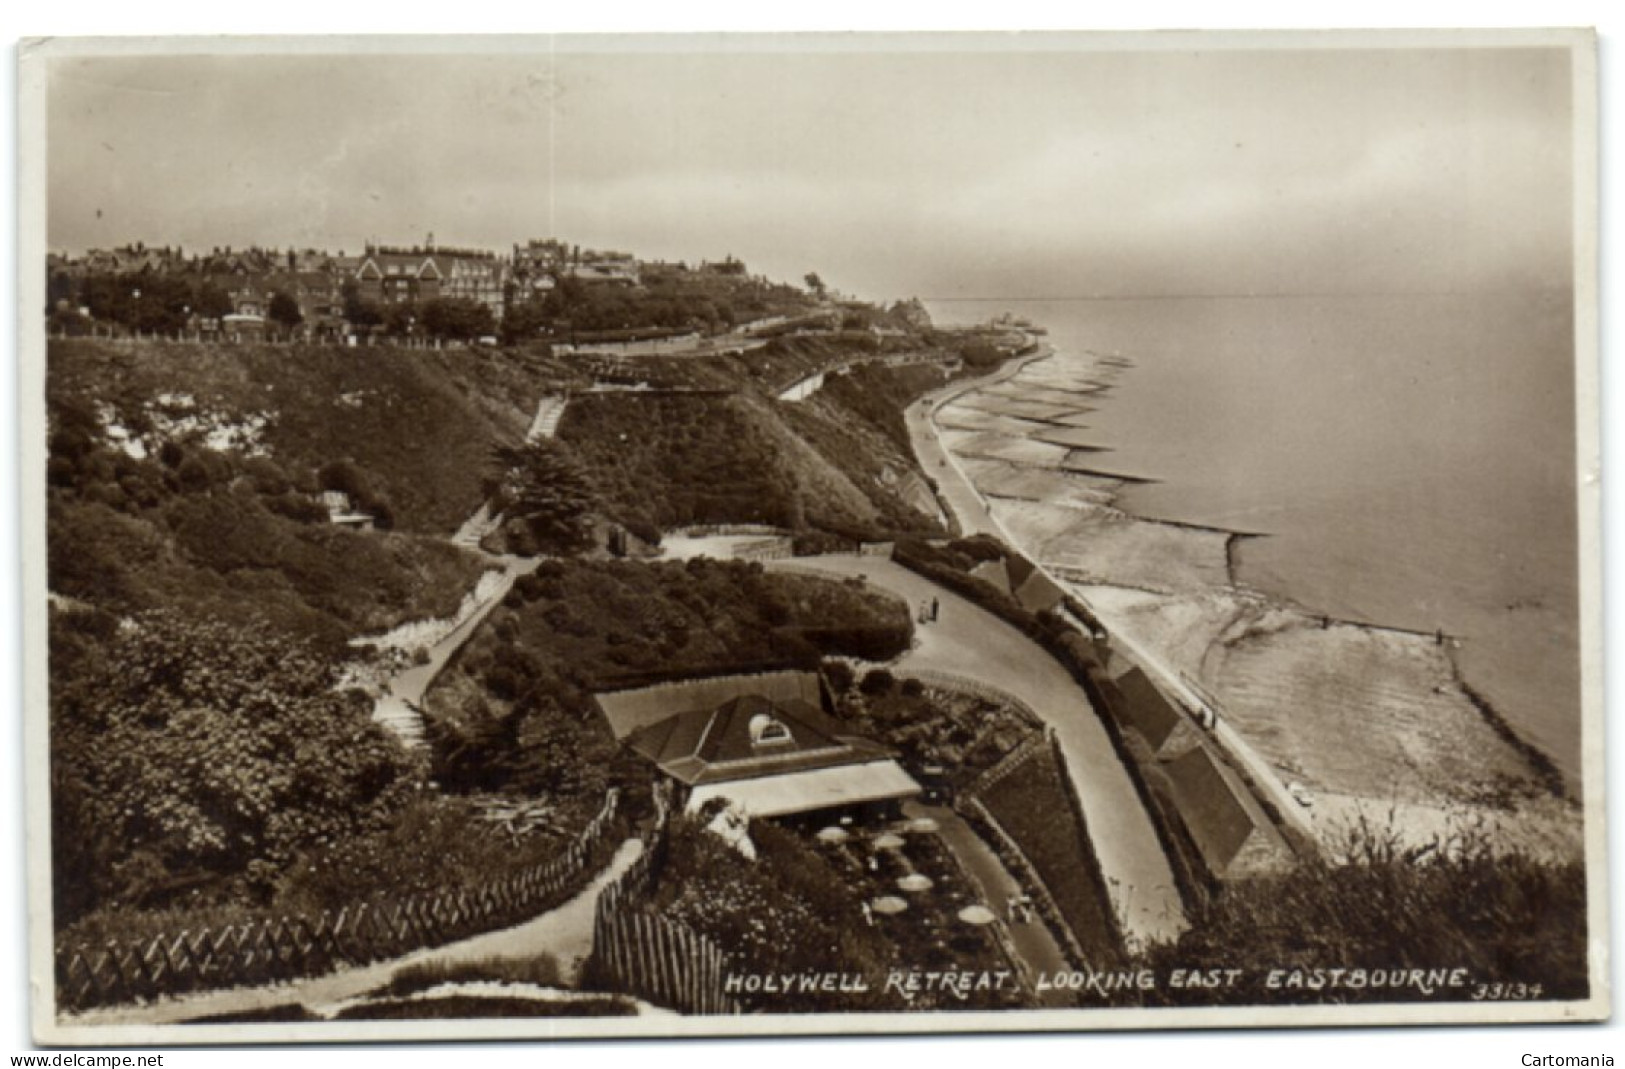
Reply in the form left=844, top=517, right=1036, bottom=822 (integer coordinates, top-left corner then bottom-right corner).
left=892, top=668, right=1044, bottom=728
left=587, top=795, right=741, bottom=1016
left=667, top=523, right=790, bottom=539
left=57, top=790, right=621, bottom=1013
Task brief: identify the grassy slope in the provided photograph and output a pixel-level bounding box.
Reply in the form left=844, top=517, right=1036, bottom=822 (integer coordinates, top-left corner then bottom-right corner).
left=557, top=347, right=953, bottom=540
left=1139, top=841, right=1589, bottom=1005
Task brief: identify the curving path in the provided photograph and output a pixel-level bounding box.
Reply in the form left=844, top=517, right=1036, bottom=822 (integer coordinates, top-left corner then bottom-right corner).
left=771, top=554, right=1186, bottom=947
left=906, top=344, right=1053, bottom=538
left=64, top=839, right=646, bottom=1027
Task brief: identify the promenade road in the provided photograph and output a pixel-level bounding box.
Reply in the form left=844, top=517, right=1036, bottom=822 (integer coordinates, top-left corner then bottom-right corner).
left=773, top=555, right=1186, bottom=947
left=913, top=348, right=1316, bottom=846
left=906, top=346, right=1051, bottom=539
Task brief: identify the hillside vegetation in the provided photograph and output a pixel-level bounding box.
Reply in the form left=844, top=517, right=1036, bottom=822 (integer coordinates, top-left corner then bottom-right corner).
left=49, top=339, right=561, bottom=534
left=48, top=424, right=487, bottom=651
left=558, top=368, right=955, bottom=540
left=1136, top=821, right=1588, bottom=1005
left=423, top=557, right=913, bottom=795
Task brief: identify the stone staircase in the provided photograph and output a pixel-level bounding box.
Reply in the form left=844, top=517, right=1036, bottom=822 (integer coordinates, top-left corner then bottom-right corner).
left=451, top=500, right=503, bottom=549
left=527, top=394, right=569, bottom=441
left=372, top=691, right=427, bottom=748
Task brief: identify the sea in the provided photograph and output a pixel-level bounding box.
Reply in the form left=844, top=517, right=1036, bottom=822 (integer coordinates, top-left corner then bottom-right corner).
left=926, top=291, right=1583, bottom=783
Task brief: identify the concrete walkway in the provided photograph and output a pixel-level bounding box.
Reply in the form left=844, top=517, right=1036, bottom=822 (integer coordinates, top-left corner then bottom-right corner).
left=907, top=803, right=1071, bottom=1005
left=371, top=555, right=541, bottom=747
left=907, top=344, right=1053, bottom=539
left=772, top=555, right=1185, bottom=947
left=66, top=839, right=645, bottom=1026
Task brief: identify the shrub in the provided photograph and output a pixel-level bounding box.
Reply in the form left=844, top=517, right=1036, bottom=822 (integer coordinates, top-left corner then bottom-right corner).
left=859, top=668, right=896, bottom=696
left=821, top=660, right=855, bottom=696
left=1137, top=822, right=1589, bottom=1005
left=50, top=612, right=418, bottom=925
left=264, top=491, right=330, bottom=524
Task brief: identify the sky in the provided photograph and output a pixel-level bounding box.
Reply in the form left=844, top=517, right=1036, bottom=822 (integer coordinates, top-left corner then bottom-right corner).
left=45, top=38, right=1577, bottom=303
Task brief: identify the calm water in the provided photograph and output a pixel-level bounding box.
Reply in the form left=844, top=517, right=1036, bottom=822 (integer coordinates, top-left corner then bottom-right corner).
left=928, top=292, right=1582, bottom=780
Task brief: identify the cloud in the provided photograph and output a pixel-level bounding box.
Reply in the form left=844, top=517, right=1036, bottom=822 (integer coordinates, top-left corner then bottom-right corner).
left=45, top=45, right=1575, bottom=301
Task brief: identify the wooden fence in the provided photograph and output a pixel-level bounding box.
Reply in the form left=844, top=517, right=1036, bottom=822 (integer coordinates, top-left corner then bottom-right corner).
left=57, top=790, right=621, bottom=1013
left=667, top=523, right=790, bottom=539
left=730, top=537, right=795, bottom=562
left=586, top=800, right=741, bottom=1016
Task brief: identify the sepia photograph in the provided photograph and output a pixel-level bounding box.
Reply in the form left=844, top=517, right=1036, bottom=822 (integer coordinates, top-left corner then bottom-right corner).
left=17, top=26, right=1607, bottom=1046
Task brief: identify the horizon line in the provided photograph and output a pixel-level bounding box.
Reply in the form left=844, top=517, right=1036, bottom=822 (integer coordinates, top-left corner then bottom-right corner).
left=920, top=288, right=1573, bottom=302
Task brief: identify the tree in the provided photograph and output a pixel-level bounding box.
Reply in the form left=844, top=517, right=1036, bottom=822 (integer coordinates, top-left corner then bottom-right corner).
left=541, top=272, right=587, bottom=319
left=49, top=612, right=416, bottom=921
left=420, top=297, right=495, bottom=341
left=341, top=279, right=382, bottom=328
left=489, top=439, right=597, bottom=554
left=193, top=281, right=234, bottom=319
left=804, top=272, right=827, bottom=298
left=382, top=300, right=418, bottom=337
left=268, top=291, right=304, bottom=330
left=501, top=300, right=551, bottom=346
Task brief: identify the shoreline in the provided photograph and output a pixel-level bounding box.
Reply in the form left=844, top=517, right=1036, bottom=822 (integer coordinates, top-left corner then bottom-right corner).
left=914, top=339, right=1579, bottom=860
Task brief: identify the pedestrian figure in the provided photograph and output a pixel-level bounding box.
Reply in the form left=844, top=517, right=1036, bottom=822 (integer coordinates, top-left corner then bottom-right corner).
left=1435, top=627, right=1444, bottom=646
left=930, top=597, right=939, bottom=622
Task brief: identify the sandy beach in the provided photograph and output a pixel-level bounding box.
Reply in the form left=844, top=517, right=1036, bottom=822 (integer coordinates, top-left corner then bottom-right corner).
left=933, top=347, right=1580, bottom=862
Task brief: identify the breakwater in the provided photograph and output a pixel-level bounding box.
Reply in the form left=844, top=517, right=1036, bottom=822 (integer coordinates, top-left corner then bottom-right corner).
left=925, top=330, right=1579, bottom=859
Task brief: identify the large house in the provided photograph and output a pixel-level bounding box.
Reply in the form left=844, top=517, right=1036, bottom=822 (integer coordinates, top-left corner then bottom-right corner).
left=595, top=670, right=921, bottom=820
left=354, top=241, right=507, bottom=321
left=355, top=248, right=444, bottom=306
left=430, top=244, right=508, bottom=321
left=511, top=239, right=640, bottom=301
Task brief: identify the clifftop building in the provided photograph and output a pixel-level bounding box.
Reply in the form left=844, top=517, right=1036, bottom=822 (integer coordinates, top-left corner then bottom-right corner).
left=355, top=249, right=443, bottom=306
left=353, top=238, right=508, bottom=320
left=595, top=670, right=921, bottom=820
